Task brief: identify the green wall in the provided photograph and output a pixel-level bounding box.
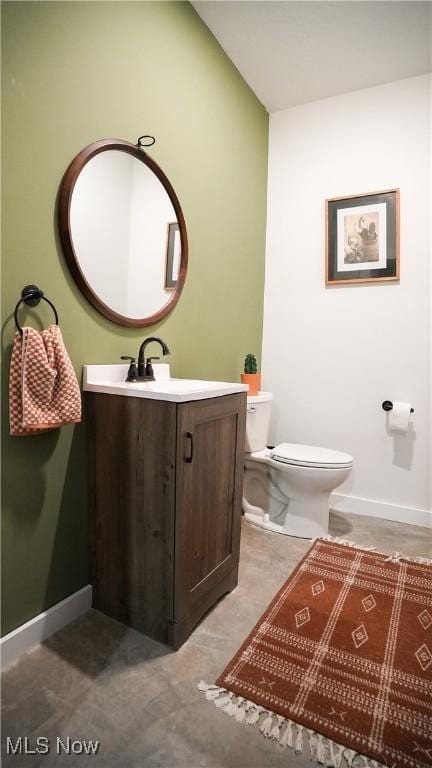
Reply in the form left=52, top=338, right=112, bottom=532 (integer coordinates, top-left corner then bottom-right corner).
left=1, top=1, right=268, bottom=635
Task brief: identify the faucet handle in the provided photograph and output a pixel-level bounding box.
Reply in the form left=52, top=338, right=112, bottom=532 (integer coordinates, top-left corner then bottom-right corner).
left=120, top=355, right=138, bottom=382
left=145, top=356, right=159, bottom=379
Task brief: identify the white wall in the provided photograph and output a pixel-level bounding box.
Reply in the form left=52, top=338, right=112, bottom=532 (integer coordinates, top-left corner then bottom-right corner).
left=262, top=74, right=431, bottom=526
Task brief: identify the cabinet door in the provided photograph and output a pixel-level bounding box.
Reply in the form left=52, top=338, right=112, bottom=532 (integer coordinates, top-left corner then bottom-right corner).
left=87, top=393, right=177, bottom=644
left=174, top=394, right=246, bottom=626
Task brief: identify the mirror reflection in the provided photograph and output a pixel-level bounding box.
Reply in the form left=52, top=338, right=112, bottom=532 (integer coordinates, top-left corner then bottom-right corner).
left=69, top=150, right=180, bottom=319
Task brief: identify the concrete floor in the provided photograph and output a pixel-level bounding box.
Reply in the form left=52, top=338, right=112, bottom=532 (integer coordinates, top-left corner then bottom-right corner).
left=2, top=512, right=431, bottom=768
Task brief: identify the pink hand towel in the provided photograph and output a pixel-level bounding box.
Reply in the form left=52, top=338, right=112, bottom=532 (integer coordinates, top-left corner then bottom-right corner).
left=9, top=324, right=81, bottom=436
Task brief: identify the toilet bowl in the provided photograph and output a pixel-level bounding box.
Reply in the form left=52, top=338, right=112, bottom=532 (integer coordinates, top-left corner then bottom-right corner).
left=243, top=393, right=353, bottom=538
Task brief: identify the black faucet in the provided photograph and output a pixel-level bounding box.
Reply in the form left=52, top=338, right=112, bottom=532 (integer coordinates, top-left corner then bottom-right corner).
left=138, top=336, right=170, bottom=379
left=121, top=336, right=170, bottom=382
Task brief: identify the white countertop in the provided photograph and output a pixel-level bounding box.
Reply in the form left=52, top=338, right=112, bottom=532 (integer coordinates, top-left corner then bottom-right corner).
left=82, top=365, right=248, bottom=403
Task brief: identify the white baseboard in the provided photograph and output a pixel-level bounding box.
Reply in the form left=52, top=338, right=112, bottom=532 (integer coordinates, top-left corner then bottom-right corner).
left=1, top=585, right=92, bottom=670
left=331, top=492, right=432, bottom=528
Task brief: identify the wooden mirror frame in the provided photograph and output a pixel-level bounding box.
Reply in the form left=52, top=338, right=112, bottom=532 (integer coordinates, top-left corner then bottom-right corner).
left=58, top=138, right=188, bottom=327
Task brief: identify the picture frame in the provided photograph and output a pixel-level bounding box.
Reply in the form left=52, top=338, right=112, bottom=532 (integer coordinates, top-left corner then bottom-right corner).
left=325, top=189, right=400, bottom=285
left=164, top=222, right=181, bottom=291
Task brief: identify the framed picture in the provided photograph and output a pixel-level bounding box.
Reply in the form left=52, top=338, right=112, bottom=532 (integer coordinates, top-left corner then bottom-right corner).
left=325, top=189, right=399, bottom=285
left=165, top=222, right=181, bottom=290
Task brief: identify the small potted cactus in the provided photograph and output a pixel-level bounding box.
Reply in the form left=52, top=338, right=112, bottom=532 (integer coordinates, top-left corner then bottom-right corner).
left=240, top=353, right=261, bottom=395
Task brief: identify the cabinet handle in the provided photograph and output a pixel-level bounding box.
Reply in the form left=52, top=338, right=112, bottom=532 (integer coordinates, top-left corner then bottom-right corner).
left=185, top=432, right=194, bottom=463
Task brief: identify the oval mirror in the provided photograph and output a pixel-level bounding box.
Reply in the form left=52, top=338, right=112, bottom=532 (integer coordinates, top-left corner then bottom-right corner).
left=58, top=139, right=188, bottom=327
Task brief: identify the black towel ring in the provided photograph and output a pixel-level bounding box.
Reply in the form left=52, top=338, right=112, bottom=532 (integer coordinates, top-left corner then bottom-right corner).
left=14, top=285, right=59, bottom=335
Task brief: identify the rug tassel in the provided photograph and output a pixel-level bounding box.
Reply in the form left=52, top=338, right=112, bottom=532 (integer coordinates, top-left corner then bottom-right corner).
left=344, top=748, right=356, bottom=767
left=283, top=720, right=294, bottom=749
left=236, top=709, right=246, bottom=723
left=234, top=698, right=246, bottom=723
left=205, top=687, right=225, bottom=701
left=222, top=697, right=239, bottom=717
left=287, top=721, right=295, bottom=749
left=294, top=723, right=304, bottom=754
left=270, top=715, right=284, bottom=741
left=384, top=552, right=403, bottom=563
left=308, top=729, right=317, bottom=759
left=259, top=712, right=274, bottom=738
left=214, top=694, right=232, bottom=709
left=198, top=680, right=220, bottom=692
left=198, top=683, right=389, bottom=768
left=330, top=741, right=345, bottom=768
left=317, top=733, right=326, bottom=764
left=319, top=536, right=376, bottom=552
left=245, top=704, right=263, bottom=725
left=319, top=536, right=432, bottom=564
left=325, top=742, right=335, bottom=768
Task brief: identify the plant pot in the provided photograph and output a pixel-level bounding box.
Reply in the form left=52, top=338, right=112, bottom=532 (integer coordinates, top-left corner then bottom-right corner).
left=240, top=373, right=261, bottom=396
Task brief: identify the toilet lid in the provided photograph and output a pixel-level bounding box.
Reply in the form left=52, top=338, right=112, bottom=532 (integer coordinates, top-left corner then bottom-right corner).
left=270, top=443, right=353, bottom=469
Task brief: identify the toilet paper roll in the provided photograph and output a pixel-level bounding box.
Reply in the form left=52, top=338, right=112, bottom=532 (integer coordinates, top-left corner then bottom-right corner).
left=388, top=402, right=412, bottom=433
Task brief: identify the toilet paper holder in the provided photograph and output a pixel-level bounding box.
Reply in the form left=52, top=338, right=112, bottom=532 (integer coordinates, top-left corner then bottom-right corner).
left=382, top=400, right=414, bottom=414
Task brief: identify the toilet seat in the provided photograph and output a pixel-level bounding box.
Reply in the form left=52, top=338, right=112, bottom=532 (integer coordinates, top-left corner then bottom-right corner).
left=270, top=443, right=353, bottom=470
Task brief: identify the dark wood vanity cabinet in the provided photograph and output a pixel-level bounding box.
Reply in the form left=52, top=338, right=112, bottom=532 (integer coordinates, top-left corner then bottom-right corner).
left=86, top=392, right=246, bottom=649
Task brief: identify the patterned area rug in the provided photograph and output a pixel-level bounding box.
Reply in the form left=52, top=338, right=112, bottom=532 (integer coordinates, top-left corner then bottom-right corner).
left=199, top=537, right=432, bottom=768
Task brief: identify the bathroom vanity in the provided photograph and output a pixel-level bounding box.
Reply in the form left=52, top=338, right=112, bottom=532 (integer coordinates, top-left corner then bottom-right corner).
left=84, top=366, right=247, bottom=649
left=61, top=138, right=248, bottom=649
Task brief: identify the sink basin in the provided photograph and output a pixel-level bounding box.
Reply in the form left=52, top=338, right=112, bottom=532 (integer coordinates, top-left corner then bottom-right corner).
left=83, top=365, right=248, bottom=403
left=127, top=379, right=226, bottom=394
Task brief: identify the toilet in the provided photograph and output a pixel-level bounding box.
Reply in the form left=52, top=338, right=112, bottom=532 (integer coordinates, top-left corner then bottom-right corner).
left=243, top=392, right=353, bottom=539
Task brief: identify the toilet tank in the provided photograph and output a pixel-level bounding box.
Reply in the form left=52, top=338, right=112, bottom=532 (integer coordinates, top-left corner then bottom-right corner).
left=245, top=392, right=273, bottom=453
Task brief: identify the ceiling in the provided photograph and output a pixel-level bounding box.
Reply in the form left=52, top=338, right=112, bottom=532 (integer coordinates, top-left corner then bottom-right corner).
left=192, top=1, right=432, bottom=112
